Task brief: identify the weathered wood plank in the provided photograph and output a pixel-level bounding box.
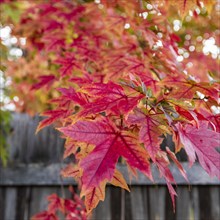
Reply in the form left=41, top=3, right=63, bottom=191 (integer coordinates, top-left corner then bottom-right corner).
left=4, top=187, right=17, bottom=220
left=0, top=163, right=74, bottom=186
left=165, top=188, right=176, bottom=220
left=124, top=189, right=132, bottom=220
left=110, top=187, right=122, bottom=220
left=199, top=187, right=212, bottom=220
left=191, top=187, right=200, bottom=220
left=7, top=113, right=65, bottom=163
left=1, top=163, right=219, bottom=186
left=92, top=187, right=111, bottom=220
left=141, top=187, right=149, bottom=219
left=130, top=187, right=148, bottom=220
left=210, top=186, right=220, bottom=220
left=16, top=187, right=30, bottom=220
left=0, top=187, right=5, bottom=220
left=148, top=186, right=165, bottom=220
left=176, top=187, right=190, bottom=220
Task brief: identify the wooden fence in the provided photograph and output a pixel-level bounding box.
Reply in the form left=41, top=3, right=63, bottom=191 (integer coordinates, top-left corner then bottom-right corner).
left=0, top=113, right=219, bottom=220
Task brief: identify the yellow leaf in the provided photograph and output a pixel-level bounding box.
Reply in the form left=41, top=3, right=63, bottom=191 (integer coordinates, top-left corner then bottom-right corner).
left=110, top=169, right=130, bottom=192
left=169, top=0, right=197, bottom=17
left=202, top=0, right=215, bottom=14
left=82, top=180, right=107, bottom=213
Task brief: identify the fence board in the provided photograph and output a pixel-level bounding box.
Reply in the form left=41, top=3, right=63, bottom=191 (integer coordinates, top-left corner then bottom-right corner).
left=130, top=187, right=147, bottom=220
left=15, top=187, right=30, bottom=220
left=176, top=187, right=190, bottom=220
left=1, top=163, right=219, bottom=186
left=92, top=187, right=111, bottom=220
left=4, top=187, right=17, bottom=220
left=148, top=186, right=166, bottom=220
left=0, top=188, right=5, bottom=220
left=191, top=187, right=200, bottom=220
left=124, top=190, right=132, bottom=220
left=7, top=113, right=65, bottom=164
left=165, top=188, right=176, bottom=220
left=199, top=186, right=212, bottom=220
left=210, top=186, right=220, bottom=220
left=110, top=187, right=122, bottom=220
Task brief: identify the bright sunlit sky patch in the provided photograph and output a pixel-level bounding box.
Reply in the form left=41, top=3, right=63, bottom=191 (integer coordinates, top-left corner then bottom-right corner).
left=0, top=26, right=25, bottom=57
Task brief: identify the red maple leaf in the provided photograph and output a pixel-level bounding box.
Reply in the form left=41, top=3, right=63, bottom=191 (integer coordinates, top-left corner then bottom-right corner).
left=161, top=76, right=219, bottom=101
left=166, top=147, right=188, bottom=182
left=55, top=53, right=82, bottom=77
left=37, top=109, right=70, bottom=132
left=127, top=108, right=167, bottom=160
left=47, top=194, right=64, bottom=214
left=176, top=121, right=220, bottom=178
left=79, top=82, right=142, bottom=117
left=31, top=75, right=56, bottom=90
left=199, top=109, right=220, bottom=132
left=59, top=118, right=152, bottom=211
left=57, top=87, right=88, bottom=107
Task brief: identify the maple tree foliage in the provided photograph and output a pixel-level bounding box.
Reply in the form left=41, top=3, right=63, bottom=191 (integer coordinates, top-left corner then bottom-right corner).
left=1, top=0, right=220, bottom=216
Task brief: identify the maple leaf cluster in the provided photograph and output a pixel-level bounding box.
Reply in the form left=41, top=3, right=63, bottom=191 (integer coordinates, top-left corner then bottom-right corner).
left=31, top=187, right=87, bottom=220
left=1, top=0, right=220, bottom=215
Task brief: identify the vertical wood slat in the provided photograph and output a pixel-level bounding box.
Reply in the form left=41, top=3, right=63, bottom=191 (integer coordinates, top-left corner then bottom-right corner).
left=110, top=187, right=122, bottom=220
left=210, top=186, right=220, bottom=220
left=176, top=187, right=191, bottom=220
left=130, top=187, right=148, bottom=220
left=92, top=187, right=111, bottom=220
left=125, top=189, right=132, bottom=220
left=120, top=189, right=125, bottom=220
left=191, top=187, right=200, bottom=220
left=16, top=187, right=31, bottom=220
left=0, top=188, right=5, bottom=220
left=165, top=187, right=176, bottom=220
left=4, top=187, right=17, bottom=220
left=199, top=186, right=212, bottom=220
left=148, top=186, right=166, bottom=220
